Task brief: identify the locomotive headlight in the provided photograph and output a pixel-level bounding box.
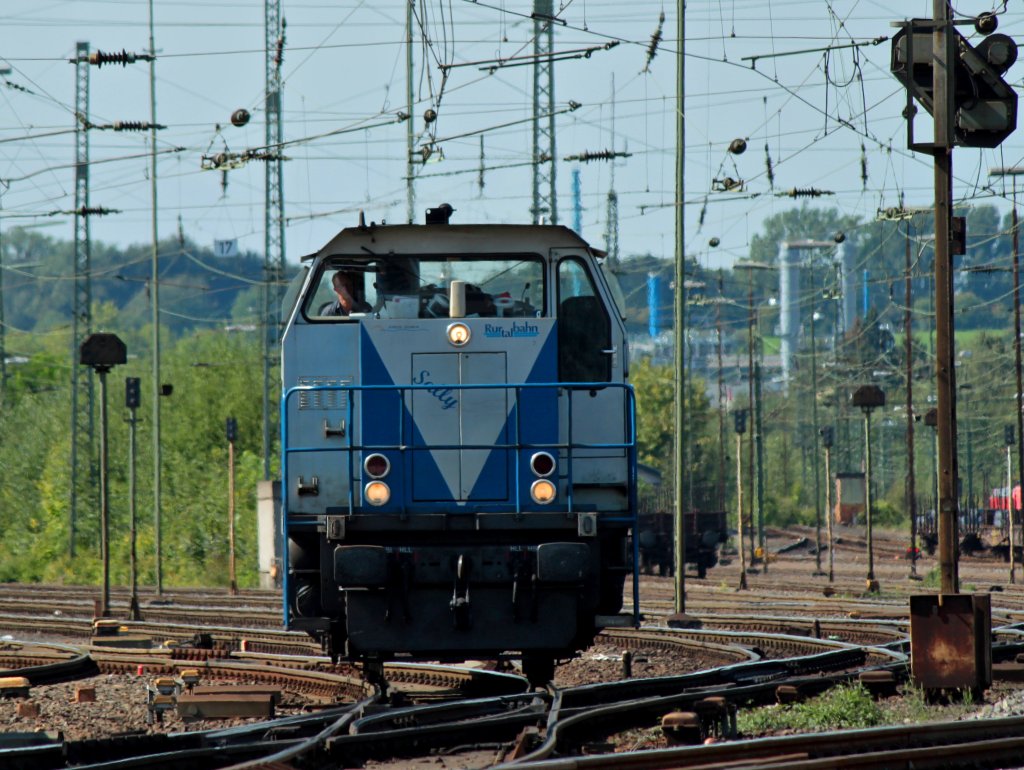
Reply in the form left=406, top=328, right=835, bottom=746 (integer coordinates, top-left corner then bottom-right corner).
left=446, top=322, right=471, bottom=347
left=363, top=453, right=390, bottom=479
left=530, top=451, right=556, bottom=477
left=364, top=481, right=391, bottom=506
left=530, top=479, right=557, bottom=504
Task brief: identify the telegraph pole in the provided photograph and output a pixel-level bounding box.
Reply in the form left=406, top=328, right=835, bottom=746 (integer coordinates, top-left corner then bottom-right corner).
left=904, top=206, right=919, bottom=579
left=988, top=169, right=1024, bottom=584
left=1014, top=194, right=1023, bottom=583
left=746, top=270, right=755, bottom=565
left=1015, top=199, right=1023, bottom=582
left=734, top=410, right=748, bottom=590
left=406, top=0, right=415, bottom=222
left=932, top=0, right=959, bottom=594
left=754, top=362, right=766, bottom=570
left=0, top=68, right=7, bottom=397
left=892, top=1, right=1018, bottom=595
left=227, top=417, right=239, bottom=595
left=0, top=161, right=7, bottom=398
left=671, top=0, right=687, bottom=618
left=148, top=0, right=163, bottom=595
left=126, top=377, right=141, bottom=620
left=821, top=426, right=835, bottom=582
left=716, top=282, right=727, bottom=510
left=809, top=283, right=822, bottom=574
left=1007, top=426, right=1017, bottom=583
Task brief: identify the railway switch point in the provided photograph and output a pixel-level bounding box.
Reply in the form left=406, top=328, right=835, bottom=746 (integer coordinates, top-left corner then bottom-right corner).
left=507, top=727, right=542, bottom=760
left=858, top=670, right=898, bottom=698
left=694, top=696, right=735, bottom=738
left=146, top=694, right=176, bottom=725
left=153, top=678, right=178, bottom=696
left=992, top=661, right=1024, bottom=682
left=666, top=613, right=701, bottom=629
left=0, top=677, right=30, bottom=698
left=92, top=619, right=120, bottom=637
left=179, top=669, right=200, bottom=692
left=822, top=585, right=835, bottom=597
left=192, top=685, right=282, bottom=705
left=661, top=711, right=702, bottom=745
left=775, top=685, right=801, bottom=704
left=177, top=693, right=275, bottom=720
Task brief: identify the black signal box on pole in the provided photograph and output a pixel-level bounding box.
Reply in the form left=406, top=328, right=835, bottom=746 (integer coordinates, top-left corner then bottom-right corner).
left=733, top=410, right=747, bottom=435
left=891, top=20, right=1017, bottom=149
left=820, top=425, right=834, bottom=448
left=125, top=377, right=141, bottom=409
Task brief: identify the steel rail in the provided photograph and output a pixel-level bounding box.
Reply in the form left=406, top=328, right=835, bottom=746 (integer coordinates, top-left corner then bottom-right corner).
left=504, top=642, right=908, bottom=764
left=59, top=698, right=376, bottom=770
left=0, top=641, right=97, bottom=684
left=326, top=700, right=548, bottom=766
left=496, top=715, right=1024, bottom=769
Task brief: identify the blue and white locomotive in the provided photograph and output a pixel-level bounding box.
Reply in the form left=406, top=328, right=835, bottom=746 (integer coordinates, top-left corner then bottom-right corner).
left=280, top=204, right=638, bottom=685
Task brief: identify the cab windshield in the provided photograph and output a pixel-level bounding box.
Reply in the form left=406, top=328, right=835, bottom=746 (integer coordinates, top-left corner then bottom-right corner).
left=304, top=254, right=545, bottom=320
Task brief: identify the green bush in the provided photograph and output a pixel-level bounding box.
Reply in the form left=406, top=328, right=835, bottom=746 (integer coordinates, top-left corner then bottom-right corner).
left=871, top=500, right=906, bottom=528
left=738, top=682, right=883, bottom=736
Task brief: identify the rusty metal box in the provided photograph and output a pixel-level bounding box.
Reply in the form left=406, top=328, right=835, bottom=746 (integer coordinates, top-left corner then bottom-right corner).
left=910, top=593, right=991, bottom=691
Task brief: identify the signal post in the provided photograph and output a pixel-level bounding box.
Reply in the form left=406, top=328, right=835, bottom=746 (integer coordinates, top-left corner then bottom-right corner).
left=890, top=2, right=1016, bottom=696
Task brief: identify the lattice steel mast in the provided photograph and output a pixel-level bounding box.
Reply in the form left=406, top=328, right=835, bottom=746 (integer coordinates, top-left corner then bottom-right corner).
left=531, top=0, right=557, bottom=224
left=406, top=0, right=415, bottom=223
left=264, top=0, right=286, bottom=480
left=604, top=76, right=619, bottom=263
left=70, top=41, right=95, bottom=557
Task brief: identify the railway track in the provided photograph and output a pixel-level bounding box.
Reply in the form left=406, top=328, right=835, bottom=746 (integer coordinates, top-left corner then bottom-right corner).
left=497, top=716, right=1024, bottom=769
left=0, top=638, right=528, bottom=703
left=6, top=526, right=1024, bottom=768
left=0, top=607, right=913, bottom=768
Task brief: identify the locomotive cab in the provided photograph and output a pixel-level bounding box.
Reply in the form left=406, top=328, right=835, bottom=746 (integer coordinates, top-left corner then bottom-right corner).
left=280, top=209, right=638, bottom=685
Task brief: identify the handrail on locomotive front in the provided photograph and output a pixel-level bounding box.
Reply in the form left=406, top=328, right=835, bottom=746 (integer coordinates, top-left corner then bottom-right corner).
left=280, top=381, right=640, bottom=628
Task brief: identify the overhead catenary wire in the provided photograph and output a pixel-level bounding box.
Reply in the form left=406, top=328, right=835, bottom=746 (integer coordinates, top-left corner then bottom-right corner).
left=0, top=0, right=1021, bottom=273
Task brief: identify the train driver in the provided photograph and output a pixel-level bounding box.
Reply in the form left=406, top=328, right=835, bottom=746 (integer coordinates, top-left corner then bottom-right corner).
left=327, top=271, right=371, bottom=316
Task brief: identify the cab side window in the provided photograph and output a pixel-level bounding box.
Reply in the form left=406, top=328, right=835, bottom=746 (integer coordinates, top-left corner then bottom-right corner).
left=558, top=258, right=611, bottom=383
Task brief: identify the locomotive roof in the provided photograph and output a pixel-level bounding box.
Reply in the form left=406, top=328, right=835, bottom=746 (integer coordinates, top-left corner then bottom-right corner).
left=301, top=221, right=595, bottom=262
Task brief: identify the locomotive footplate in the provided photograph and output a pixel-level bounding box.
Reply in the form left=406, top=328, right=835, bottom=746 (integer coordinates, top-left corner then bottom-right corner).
left=330, top=511, right=597, bottom=532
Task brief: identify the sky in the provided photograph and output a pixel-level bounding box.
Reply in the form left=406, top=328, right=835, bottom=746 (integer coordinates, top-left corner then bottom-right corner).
left=1, top=0, right=1022, bottom=272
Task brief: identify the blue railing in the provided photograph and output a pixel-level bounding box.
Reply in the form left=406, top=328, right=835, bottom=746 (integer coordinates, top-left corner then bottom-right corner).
left=280, top=381, right=640, bottom=625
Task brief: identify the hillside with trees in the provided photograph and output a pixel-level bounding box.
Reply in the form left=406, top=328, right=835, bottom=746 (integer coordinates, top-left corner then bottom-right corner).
left=1, top=202, right=1020, bottom=586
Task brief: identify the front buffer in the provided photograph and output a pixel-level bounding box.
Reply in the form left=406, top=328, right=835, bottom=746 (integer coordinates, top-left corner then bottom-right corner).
left=329, top=515, right=624, bottom=686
